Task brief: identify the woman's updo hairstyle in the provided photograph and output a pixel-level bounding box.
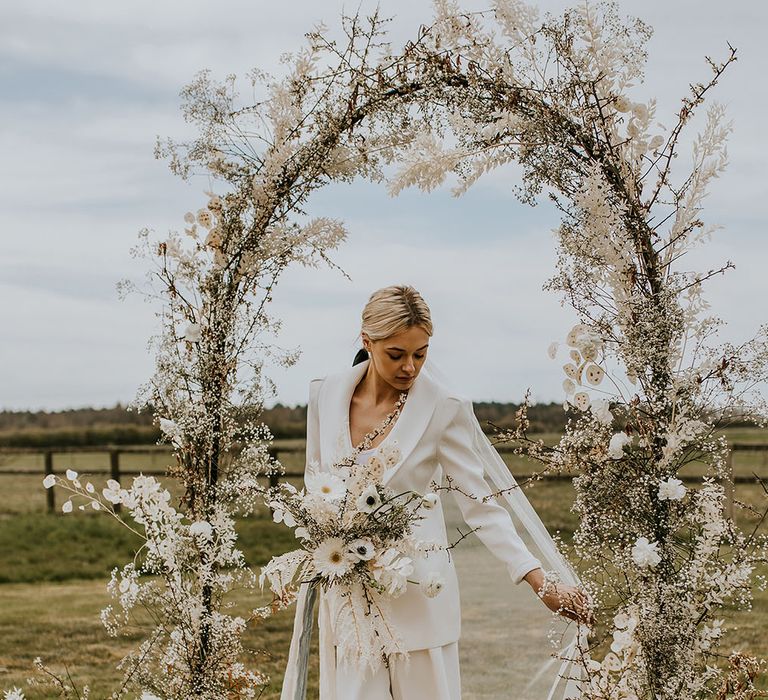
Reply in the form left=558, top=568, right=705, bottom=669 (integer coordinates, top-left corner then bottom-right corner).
left=352, top=284, right=433, bottom=366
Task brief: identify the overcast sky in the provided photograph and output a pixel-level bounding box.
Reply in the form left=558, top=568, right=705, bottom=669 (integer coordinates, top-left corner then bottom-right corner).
left=1, top=0, right=766, bottom=411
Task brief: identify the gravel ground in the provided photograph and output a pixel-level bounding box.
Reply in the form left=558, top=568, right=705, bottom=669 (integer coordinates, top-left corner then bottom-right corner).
left=442, top=492, right=577, bottom=699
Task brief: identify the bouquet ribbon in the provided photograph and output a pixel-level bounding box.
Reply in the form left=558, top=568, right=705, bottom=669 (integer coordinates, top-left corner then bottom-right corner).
left=293, top=579, right=319, bottom=700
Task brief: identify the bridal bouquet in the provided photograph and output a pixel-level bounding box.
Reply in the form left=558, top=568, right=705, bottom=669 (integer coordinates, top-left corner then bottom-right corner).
left=259, top=440, right=445, bottom=670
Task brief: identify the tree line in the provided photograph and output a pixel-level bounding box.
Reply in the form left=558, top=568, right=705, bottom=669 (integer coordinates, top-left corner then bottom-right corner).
left=0, top=401, right=570, bottom=448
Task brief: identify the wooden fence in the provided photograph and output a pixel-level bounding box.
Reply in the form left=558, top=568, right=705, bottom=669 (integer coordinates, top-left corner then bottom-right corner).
left=0, top=443, right=765, bottom=516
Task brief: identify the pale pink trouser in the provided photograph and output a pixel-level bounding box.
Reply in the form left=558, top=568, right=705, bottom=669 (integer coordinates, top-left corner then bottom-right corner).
left=334, top=642, right=461, bottom=700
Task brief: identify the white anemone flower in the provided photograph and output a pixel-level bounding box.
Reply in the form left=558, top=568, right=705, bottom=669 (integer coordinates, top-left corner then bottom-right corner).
left=348, top=538, right=376, bottom=561
left=356, top=485, right=382, bottom=513
left=658, top=477, right=687, bottom=501
left=421, top=493, right=439, bottom=510
left=422, top=571, right=445, bottom=598
left=65, top=469, right=78, bottom=481
left=312, top=537, right=354, bottom=579
left=305, top=472, right=346, bottom=501
left=62, top=500, right=73, bottom=513
left=631, top=536, right=661, bottom=568
left=43, top=474, right=56, bottom=489
left=4, top=688, right=26, bottom=700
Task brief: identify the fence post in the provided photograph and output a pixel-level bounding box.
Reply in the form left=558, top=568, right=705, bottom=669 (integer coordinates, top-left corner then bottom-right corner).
left=44, top=450, right=55, bottom=514
left=724, top=447, right=734, bottom=520
left=268, top=447, right=280, bottom=490
left=110, top=449, right=122, bottom=514
left=267, top=447, right=280, bottom=518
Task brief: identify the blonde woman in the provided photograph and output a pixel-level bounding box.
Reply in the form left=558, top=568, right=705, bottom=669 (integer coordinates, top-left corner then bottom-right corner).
left=281, top=284, right=592, bottom=700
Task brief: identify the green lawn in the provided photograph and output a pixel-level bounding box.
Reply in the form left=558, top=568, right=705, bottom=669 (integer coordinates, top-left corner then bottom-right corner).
left=1, top=430, right=767, bottom=696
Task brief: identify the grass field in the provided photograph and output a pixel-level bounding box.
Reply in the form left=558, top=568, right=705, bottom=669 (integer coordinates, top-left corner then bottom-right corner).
left=2, top=429, right=767, bottom=517
left=1, top=431, right=767, bottom=697
left=3, top=496, right=765, bottom=698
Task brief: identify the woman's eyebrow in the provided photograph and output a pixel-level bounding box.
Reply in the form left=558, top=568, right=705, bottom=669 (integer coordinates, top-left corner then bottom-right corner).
left=385, top=344, right=430, bottom=351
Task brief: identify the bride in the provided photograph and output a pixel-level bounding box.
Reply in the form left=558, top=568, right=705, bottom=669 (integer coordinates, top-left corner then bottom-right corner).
left=280, top=284, right=593, bottom=700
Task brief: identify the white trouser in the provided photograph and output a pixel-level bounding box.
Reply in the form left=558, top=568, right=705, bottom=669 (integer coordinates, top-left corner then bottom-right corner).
left=334, top=642, right=461, bottom=700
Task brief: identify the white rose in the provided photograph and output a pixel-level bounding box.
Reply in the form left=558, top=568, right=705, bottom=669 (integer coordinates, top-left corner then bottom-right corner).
left=631, top=536, right=661, bottom=568
left=608, top=432, right=631, bottom=459
left=159, top=418, right=179, bottom=437
left=611, top=628, right=634, bottom=653
left=590, top=398, right=614, bottom=426
left=658, top=477, right=686, bottom=501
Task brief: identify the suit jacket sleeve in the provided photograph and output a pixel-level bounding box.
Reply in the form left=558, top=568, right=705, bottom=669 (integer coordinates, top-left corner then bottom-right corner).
left=437, top=396, right=543, bottom=584
left=305, top=378, right=324, bottom=482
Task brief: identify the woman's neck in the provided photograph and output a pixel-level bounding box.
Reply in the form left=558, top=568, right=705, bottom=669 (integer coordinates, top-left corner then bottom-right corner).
left=359, top=365, right=402, bottom=405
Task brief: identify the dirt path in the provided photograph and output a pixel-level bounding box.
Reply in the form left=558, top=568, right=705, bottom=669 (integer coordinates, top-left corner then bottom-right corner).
left=442, top=493, right=574, bottom=699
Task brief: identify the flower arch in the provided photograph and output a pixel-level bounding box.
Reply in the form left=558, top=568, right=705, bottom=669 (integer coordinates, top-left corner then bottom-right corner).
left=29, top=2, right=768, bottom=698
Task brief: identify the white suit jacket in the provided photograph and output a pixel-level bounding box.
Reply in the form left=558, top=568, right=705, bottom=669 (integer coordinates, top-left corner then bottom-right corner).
left=310, top=358, right=541, bottom=641
left=282, top=359, right=542, bottom=697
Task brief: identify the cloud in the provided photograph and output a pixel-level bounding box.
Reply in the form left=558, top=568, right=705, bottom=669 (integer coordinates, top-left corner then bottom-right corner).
left=1, top=0, right=765, bottom=410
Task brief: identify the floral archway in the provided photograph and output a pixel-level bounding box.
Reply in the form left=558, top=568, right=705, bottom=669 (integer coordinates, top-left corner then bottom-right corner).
left=31, top=2, right=768, bottom=699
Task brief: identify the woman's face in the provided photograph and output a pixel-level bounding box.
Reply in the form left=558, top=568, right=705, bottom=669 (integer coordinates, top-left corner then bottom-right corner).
left=363, top=325, right=430, bottom=391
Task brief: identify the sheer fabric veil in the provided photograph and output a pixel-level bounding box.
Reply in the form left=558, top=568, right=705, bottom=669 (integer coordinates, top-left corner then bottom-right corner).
left=421, top=356, right=588, bottom=700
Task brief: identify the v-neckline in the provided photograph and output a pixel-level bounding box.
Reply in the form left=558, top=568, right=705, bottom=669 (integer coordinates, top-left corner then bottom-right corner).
left=346, top=382, right=408, bottom=453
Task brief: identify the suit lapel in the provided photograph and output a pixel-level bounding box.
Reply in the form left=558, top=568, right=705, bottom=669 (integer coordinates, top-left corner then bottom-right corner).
left=317, top=358, right=439, bottom=483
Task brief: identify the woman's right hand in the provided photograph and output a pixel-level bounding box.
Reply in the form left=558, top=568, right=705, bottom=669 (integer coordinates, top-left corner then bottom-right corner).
left=542, top=582, right=594, bottom=626
left=524, top=568, right=594, bottom=626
